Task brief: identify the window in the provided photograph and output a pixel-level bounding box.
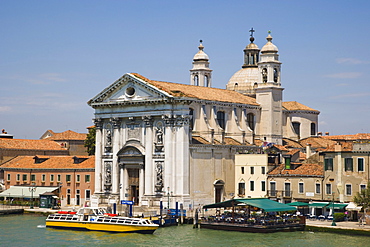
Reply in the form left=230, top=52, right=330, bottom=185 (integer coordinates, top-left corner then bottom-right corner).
left=194, top=75, right=199, bottom=86
left=217, top=111, right=226, bottom=129
left=299, top=182, right=304, bottom=194
left=261, top=167, right=266, bottom=174
left=261, top=181, right=266, bottom=192
left=270, top=182, right=276, bottom=196
left=66, top=174, right=71, bottom=182
left=346, top=184, right=352, bottom=196
left=273, top=68, right=278, bottom=82
left=76, top=174, right=80, bottom=183
left=284, top=183, right=291, bottom=197
left=310, top=123, right=316, bottom=136
left=67, top=189, right=71, bottom=194
left=76, top=189, right=80, bottom=194
left=238, top=182, right=245, bottom=196
left=57, top=174, right=61, bottom=182
left=22, top=174, right=28, bottom=181
left=326, top=184, right=332, bottom=195
left=250, top=181, right=255, bottom=191
left=31, top=174, right=36, bottom=181
left=205, top=75, right=209, bottom=87
left=7, top=174, right=10, bottom=181
left=241, top=167, right=245, bottom=174
left=189, top=108, right=194, bottom=130
left=86, top=190, right=91, bottom=200
left=285, top=158, right=291, bottom=170
left=250, top=167, right=254, bottom=175
left=247, top=113, right=255, bottom=131
left=358, top=158, right=364, bottom=172
left=292, top=122, right=300, bottom=137
left=41, top=174, right=46, bottom=182
left=345, top=158, right=353, bottom=171
left=315, top=183, right=321, bottom=194
left=16, top=174, right=20, bottom=181
left=262, top=68, right=267, bottom=83
left=85, top=175, right=90, bottom=182
left=360, top=184, right=366, bottom=191
left=50, top=174, right=54, bottom=182
left=324, top=158, right=333, bottom=171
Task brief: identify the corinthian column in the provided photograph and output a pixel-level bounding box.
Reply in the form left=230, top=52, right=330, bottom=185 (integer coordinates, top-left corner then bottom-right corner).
left=111, top=117, right=121, bottom=196
left=94, top=118, right=103, bottom=194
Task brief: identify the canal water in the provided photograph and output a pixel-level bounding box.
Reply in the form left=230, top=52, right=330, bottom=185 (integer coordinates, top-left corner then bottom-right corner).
left=0, top=214, right=369, bottom=247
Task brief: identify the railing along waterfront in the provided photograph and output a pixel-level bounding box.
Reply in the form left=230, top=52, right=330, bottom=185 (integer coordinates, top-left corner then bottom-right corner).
left=202, top=215, right=301, bottom=227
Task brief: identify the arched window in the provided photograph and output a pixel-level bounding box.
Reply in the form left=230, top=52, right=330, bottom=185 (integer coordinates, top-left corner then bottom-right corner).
left=292, top=122, right=301, bottom=137
left=194, top=75, right=199, bottom=86
left=204, top=75, right=209, bottom=87
left=189, top=108, right=194, bottom=130
left=217, top=111, right=226, bottom=129
left=311, top=123, right=316, bottom=136
left=249, top=53, right=254, bottom=65
left=262, top=68, right=267, bottom=83
left=247, top=113, right=255, bottom=131
left=273, top=68, right=278, bottom=82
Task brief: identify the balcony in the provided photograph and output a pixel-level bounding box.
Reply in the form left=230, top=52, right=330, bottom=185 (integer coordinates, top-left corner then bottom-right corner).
left=267, top=190, right=292, bottom=198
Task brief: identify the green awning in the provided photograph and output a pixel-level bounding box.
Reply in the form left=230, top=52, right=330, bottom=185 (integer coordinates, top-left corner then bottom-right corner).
left=287, top=202, right=309, bottom=207
left=327, top=203, right=348, bottom=209
left=203, top=198, right=297, bottom=212
left=0, top=186, right=58, bottom=198
left=308, top=202, right=329, bottom=208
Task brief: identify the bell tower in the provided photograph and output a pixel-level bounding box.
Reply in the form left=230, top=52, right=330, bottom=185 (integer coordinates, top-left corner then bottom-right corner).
left=190, top=40, right=212, bottom=87
left=255, top=31, right=283, bottom=145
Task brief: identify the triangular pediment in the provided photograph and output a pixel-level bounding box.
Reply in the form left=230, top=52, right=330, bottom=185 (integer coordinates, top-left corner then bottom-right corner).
left=88, top=73, right=173, bottom=106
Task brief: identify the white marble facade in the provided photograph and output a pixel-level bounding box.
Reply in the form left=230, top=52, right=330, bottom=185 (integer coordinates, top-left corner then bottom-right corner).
left=88, top=31, right=319, bottom=210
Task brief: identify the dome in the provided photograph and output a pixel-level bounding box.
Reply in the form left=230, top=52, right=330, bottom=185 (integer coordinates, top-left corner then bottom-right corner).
left=193, top=42, right=209, bottom=61
left=246, top=42, right=259, bottom=49
left=261, top=34, right=278, bottom=53
left=227, top=67, right=259, bottom=87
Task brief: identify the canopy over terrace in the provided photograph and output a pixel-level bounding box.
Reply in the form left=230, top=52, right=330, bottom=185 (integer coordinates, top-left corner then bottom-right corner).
left=0, top=186, right=58, bottom=198
left=203, top=198, right=296, bottom=212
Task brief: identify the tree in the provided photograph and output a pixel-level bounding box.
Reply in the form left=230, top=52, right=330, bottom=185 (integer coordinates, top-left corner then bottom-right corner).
left=84, top=127, right=96, bottom=156
left=353, top=181, right=370, bottom=211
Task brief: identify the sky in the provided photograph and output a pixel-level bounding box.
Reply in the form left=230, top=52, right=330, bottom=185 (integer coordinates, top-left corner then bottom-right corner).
left=1, top=0, right=370, bottom=139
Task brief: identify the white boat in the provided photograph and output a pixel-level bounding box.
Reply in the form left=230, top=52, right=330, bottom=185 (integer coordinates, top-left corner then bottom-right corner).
left=46, top=207, right=159, bottom=234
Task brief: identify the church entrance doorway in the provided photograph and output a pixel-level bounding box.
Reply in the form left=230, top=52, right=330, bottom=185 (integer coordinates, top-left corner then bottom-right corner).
left=214, top=180, right=225, bottom=203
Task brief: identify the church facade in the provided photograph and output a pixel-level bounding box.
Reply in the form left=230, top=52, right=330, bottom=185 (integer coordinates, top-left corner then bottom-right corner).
left=88, top=31, right=319, bottom=210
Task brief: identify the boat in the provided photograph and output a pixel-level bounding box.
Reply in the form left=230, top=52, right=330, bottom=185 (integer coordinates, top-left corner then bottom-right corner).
left=45, top=207, right=159, bottom=234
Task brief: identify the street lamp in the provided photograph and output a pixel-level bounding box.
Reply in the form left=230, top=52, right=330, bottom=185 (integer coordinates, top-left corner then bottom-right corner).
left=29, top=183, right=36, bottom=209
left=167, top=187, right=173, bottom=209
left=331, top=192, right=336, bottom=226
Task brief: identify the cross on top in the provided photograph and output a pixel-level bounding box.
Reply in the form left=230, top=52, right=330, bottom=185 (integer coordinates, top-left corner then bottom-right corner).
left=249, top=27, right=255, bottom=37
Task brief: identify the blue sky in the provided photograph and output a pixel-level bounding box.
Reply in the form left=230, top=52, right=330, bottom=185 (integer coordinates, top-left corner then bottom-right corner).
left=1, top=1, right=369, bottom=139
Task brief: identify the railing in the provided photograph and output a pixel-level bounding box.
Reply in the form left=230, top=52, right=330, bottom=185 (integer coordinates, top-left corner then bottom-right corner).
left=267, top=190, right=292, bottom=198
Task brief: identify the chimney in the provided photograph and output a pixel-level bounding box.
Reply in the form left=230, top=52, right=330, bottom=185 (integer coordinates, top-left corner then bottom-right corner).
left=306, top=143, right=312, bottom=159
left=325, top=132, right=330, bottom=136
left=335, top=142, right=342, bottom=152
left=317, top=132, right=322, bottom=136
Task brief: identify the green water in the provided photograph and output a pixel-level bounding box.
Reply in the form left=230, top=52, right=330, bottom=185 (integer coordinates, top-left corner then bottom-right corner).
left=0, top=214, right=369, bottom=247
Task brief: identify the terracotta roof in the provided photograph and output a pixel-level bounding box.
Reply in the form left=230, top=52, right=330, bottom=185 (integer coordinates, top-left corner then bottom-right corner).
left=192, top=136, right=211, bottom=145
left=286, top=149, right=300, bottom=155
left=131, top=73, right=259, bottom=106
left=224, top=137, right=243, bottom=145
left=268, top=163, right=323, bottom=176
left=272, top=144, right=289, bottom=151
left=322, top=133, right=370, bottom=141
left=0, top=139, right=67, bottom=151
left=44, top=130, right=87, bottom=141
left=299, top=136, right=336, bottom=149
left=282, top=138, right=303, bottom=148
left=282, top=101, right=319, bottom=112
left=321, top=142, right=353, bottom=152
left=1, top=155, right=95, bottom=169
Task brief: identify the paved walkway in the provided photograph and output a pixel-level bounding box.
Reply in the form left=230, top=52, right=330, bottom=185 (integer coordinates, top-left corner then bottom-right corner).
left=306, top=218, right=370, bottom=231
